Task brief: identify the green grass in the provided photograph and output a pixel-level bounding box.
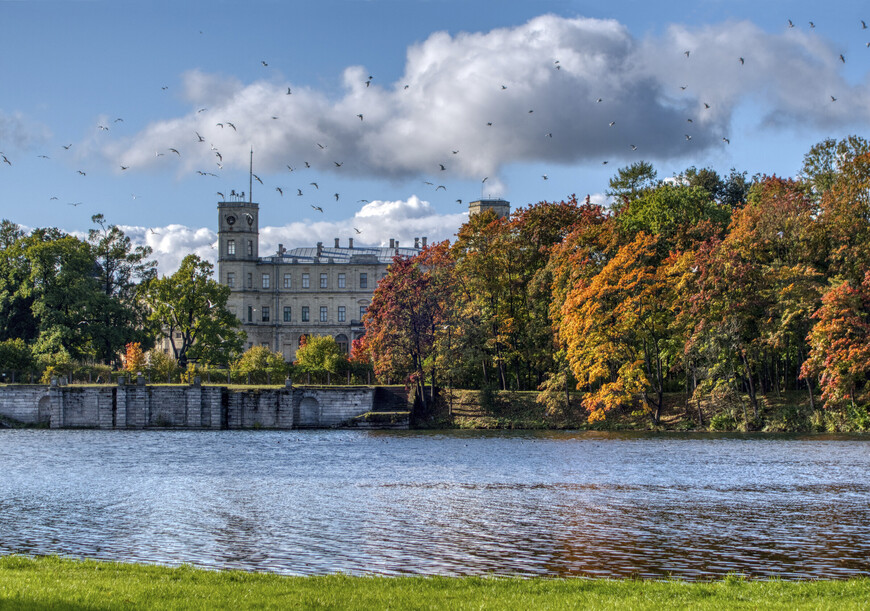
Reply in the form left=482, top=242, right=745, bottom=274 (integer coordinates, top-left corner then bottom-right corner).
left=1, top=556, right=869, bottom=610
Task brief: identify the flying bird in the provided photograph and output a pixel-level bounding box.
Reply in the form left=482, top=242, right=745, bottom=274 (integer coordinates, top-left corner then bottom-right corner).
left=436, top=185, right=446, bottom=191
left=840, top=54, right=846, bottom=63
left=196, top=132, right=205, bottom=142
left=50, top=196, right=58, bottom=200
left=685, top=134, right=692, bottom=141
left=62, top=144, right=72, bottom=150
left=276, top=187, right=283, bottom=196
left=226, top=122, right=236, bottom=131
left=542, top=175, right=548, bottom=180
left=831, top=95, right=838, bottom=102
left=68, top=202, right=82, bottom=206
left=114, top=117, right=124, bottom=122
left=482, top=177, right=488, bottom=183
left=311, top=205, right=323, bottom=213
left=287, top=87, right=292, bottom=95
left=287, top=165, right=294, bottom=172
left=609, top=121, right=616, bottom=127
left=357, top=114, right=364, bottom=121
left=630, top=144, right=638, bottom=151
left=723, top=137, right=730, bottom=144
left=439, top=164, right=446, bottom=171
left=788, top=19, right=794, bottom=28
left=169, top=148, right=180, bottom=156
left=317, top=143, right=325, bottom=149
left=334, top=161, right=343, bottom=167
left=197, top=108, right=207, bottom=113
left=456, top=199, right=463, bottom=205
left=1, top=155, right=11, bottom=166
left=334, top=193, right=339, bottom=201
left=862, top=20, right=867, bottom=29
left=354, top=227, right=362, bottom=234
left=261, top=60, right=268, bottom=66
left=120, top=165, right=129, bottom=170
left=217, top=192, right=224, bottom=199
left=77, top=170, right=86, bottom=176
left=739, top=57, right=744, bottom=65
left=684, top=50, right=690, bottom=57
left=253, top=174, right=263, bottom=184
left=296, top=188, right=303, bottom=196
left=809, top=21, right=815, bottom=29
left=310, top=182, right=319, bottom=189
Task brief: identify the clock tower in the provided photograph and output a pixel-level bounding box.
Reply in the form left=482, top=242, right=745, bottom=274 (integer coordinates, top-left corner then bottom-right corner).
left=217, top=194, right=259, bottom=292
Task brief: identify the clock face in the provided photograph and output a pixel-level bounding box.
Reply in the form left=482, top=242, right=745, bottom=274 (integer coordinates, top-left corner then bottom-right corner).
left=226, top=215, right=236, bottom=226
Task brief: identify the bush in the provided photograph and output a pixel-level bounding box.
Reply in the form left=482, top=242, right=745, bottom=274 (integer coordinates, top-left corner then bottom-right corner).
left=233, top=346, right=287, bottom=385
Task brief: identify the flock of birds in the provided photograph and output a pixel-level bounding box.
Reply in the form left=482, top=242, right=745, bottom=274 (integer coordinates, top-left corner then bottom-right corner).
left=1, top=17, right=868, bottom=240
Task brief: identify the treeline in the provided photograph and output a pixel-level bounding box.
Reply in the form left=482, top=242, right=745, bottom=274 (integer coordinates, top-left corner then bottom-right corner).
left=361, top=136, right=870, bottom=429
left=0, top=215, right=246, bottom=380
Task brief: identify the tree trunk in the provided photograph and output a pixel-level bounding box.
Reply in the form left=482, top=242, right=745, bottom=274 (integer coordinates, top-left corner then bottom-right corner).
left=739, top=350, right=759, bottom=418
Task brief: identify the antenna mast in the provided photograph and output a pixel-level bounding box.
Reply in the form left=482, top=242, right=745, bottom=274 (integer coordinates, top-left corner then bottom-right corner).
left=249, top=148, right=253, bottom=204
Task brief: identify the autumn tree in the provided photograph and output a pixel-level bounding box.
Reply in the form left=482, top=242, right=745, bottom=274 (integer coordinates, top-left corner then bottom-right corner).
left=235, top=345, right=287, bottom=384
left=124, top=342, right=146, bottom=373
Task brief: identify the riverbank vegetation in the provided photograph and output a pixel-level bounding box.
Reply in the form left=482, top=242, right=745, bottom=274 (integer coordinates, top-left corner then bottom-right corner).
left=2, top=556, right=868, bottom=610
left=362, top=137, right=870, bottom=431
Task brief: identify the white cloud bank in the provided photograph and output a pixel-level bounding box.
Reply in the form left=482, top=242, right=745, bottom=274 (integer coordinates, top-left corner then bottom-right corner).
left=101, top=15, right=869, bottom=182
left=123, top=196, right=466, bottom=275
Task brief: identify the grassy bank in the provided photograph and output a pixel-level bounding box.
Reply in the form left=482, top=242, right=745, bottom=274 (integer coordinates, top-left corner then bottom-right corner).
left=435, top=388, right=869, bottom=433
left=2, top=556, right=869, bottom=610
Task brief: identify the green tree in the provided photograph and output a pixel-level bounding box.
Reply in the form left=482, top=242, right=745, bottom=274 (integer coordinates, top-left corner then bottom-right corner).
left=606, top=161, right=659, bottom=206
left=234, top=345, right=287, bottom=384
left=143, top=255, right=244, bottom=368
left=0, top=338, right=34, bottom=375
left=86, top=214, right=157, bottom=365
left=294, top=336, right=346, bottom=381
left=800, top=135, right=870, bottom=200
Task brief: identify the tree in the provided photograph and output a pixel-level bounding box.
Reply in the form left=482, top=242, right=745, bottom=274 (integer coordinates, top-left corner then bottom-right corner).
left=606, top=161, right=659, bottom=206
left=294, top=336, right=345, bottom=380
left=800, top=135, right=870, bottom=200
left=125, top=342, right=146, bottom=373
left=0, top=338, right=34, bottom=375
left=86, top=214, right=157, bottom=365
left=143, top=255, right=244, bottom=368
left=802, top=272, right=870, bottom=422
left=362, top=252, right=445, bottom=408
left=235, top=345, right=287, bottom=384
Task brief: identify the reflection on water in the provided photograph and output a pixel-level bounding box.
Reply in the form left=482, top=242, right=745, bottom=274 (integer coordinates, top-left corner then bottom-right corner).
left=0, top=429, right=868, bottom=579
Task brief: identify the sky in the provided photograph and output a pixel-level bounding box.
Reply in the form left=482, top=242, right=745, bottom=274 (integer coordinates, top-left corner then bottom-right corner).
left=1, top=0, right=869, bottom=273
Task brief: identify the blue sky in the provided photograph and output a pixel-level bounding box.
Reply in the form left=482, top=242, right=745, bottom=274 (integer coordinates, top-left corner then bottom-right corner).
left=1, top=0, right=869, bottom=272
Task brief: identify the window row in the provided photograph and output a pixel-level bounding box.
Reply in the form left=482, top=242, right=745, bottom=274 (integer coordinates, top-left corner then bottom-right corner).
left=226, top=272, right=368, bottom=290
left=245, top=305, right=368, bottom=323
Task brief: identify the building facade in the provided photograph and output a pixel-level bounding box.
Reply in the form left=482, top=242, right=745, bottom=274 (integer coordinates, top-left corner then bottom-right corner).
left=216, top=195, right=428, bottom=361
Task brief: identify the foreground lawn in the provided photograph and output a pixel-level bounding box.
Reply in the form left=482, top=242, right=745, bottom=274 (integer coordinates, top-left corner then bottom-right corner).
left=1, top=556, right=869, bottom=610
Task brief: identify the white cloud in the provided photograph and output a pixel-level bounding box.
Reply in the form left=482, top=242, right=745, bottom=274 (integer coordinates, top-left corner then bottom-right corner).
left=0, top=110, right=51, bottom=151
left=123, top=197, right=466, bottom=274
left=99, top=15, right=870, bottom=185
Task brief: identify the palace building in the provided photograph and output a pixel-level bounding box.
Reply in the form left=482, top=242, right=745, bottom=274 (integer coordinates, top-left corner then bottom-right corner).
left=216, top=195, right=509, bottom=361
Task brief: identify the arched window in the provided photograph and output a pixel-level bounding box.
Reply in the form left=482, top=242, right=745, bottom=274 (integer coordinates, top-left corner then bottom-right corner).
left=335, top=334, right=349, bottom=354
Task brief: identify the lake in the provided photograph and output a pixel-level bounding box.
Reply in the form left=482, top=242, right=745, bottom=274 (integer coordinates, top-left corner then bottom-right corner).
left=1, top=429, right=868, bottom=580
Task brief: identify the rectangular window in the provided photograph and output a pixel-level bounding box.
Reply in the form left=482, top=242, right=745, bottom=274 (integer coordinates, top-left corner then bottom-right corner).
left=247, top=240, right=253, bottom=256
left=359, top=273, right=368, bottom=289
left=247, top=273, right=253, bottom=289
left=262, top=306, right=270, bottom=322
left=320, top=306, right=328, bottom=322
left=301, top=306, right=309, bottom=322
left=262, top=274, right=270, bottom=289
left=338, top=273, right=346, bottom=288
left=337, top=306, right=346, bottom=322
left=359, top=306, right=367, bottom=320
left=283, top=273, right=291, bottom=288
left=320, top=273, right=328, bottom=289
left=247, top=306, right=253, bottom=322
left=302, top=273, right=310, bottom=288
left=283, top=306, right=291, bottom=322
left=227, top=239, right=236, bottom=255
left=227, top=272, right=235, bottom=288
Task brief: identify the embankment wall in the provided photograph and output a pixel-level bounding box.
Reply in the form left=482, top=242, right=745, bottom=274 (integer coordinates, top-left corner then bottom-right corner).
left=0, top=383, right=410, bottom=429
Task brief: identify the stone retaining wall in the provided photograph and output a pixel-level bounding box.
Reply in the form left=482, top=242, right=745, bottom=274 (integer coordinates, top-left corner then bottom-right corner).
left=0, top=384, right=401, bottom=430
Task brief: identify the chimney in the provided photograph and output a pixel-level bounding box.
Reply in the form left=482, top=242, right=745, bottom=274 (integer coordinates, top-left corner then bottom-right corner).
left=349, top=237, right=354, bottom=249
left=389, top=238, right=395, bottom=248
left=422, top=236, right=427, bottom=248
left=278, top=243, right=284, bottom=255
left=316, top=242, right=323, bottom=257
left=414, top=237, right=419, bottom=249
left=334, top=238, right=340, bottom=248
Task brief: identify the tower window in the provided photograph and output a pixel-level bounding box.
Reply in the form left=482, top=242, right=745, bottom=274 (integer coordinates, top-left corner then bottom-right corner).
left=227, top=239, right=236, bottom=255
left=227, top=272, right=235, bottom=288
left=247, top=273, right=253, bottom=288
left=247, top=306, right=253, bottom=322
left=247, top=240, right=253, bottom=256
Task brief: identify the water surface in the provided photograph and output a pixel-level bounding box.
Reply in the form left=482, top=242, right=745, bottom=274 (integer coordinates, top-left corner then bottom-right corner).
left=1, top=429, right=868, bottom=579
